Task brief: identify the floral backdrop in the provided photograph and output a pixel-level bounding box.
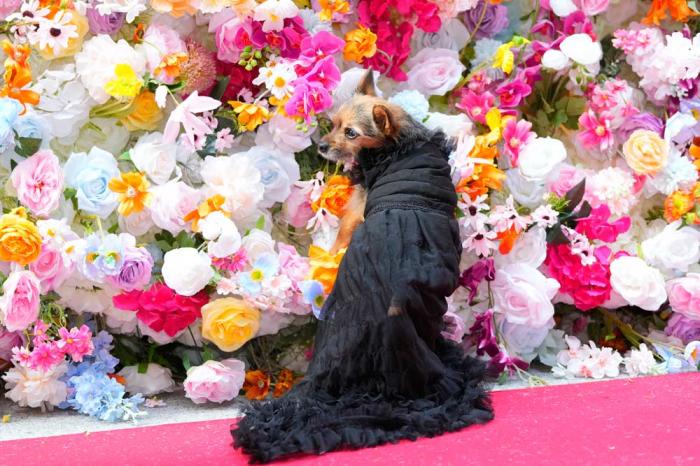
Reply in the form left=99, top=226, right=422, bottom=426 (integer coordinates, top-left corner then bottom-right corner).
left=0, top=0, right=700, bottom=421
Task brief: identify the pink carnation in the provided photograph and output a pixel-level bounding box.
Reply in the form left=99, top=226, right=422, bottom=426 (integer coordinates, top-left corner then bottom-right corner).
left=545, top=244, right=612, bottom=311
left=575, top=205, right=631, bottom=243
left=10, top=150, right=63, bottom=218
left=667, top=273, right=700, bottom=320
left=0, top=271, right=41, bottom=332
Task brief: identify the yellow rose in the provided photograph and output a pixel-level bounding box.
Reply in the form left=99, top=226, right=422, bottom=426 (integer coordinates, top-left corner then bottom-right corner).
left=622, top=129, right=669, bottom=175
left=201, top=298, right=260, bottom=352
left=308, top=245, right=345, bottom=294
left=39, top=12, right=89, bottom=60
left=121, top=91, right=163, bottom=131
left=0, top=208, right=42, bottom=266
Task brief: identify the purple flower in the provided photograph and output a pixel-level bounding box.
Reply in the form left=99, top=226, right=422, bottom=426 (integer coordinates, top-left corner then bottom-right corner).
left=459, top=258, right=495, bottom=303
left=488, top=349, right=529, bottom=376
left=665, top=313, right=700, bottom=344
left=86, top=7, right=125, bottom=35
left=441, top=310, right=466, bottom=343
left=251, top=17, right=309, bottom=59
left=464, top=1, right=509, bottom=39
left=467, top=309, right=499, bottom=357
left=0, top=327, right=24, bottom=364
left=106, top=247, right=154, bottom=292
left=617, top=113, right=664, bottom=141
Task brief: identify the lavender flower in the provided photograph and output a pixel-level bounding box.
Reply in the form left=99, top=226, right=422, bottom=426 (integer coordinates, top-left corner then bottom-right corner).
left=86, top=7, right=125, bottom=35
left=464, top=1, right=509, bottom=39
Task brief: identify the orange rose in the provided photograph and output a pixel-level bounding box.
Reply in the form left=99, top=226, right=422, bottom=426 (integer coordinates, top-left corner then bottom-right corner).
left=622, top=130, right=669, bottom=175
left=311, top=175, right=354, bottom=217
left=0, top=208, right=42, bottom=266
left=121, top=91, right=163, bottom=131
left=343, top=24, right=377, bottom=63
left=308, top=245, right=345, bottom=294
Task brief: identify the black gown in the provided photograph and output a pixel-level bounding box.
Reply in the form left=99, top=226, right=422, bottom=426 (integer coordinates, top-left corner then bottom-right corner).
left=231, top=131, right=493, bottom=463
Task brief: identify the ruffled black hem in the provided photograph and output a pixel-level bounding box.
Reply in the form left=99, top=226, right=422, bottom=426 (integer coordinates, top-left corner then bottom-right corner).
left=231, top=341, right=493, bottom=464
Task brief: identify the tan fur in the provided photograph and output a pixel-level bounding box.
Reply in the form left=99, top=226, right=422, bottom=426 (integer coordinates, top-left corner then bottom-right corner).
left=320, top=71, right=410, bottom=256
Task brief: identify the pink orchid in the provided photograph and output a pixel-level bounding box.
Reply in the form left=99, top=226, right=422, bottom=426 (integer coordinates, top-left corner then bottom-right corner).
left=284, top=80, right=332, bottom=123
left=303, top=56, right=341, bottom=91
left=502, top=119, right=535, bottom=165
left=496, top=80, right=532, bottom=108
left=299, top=30, right=345, bottom=65
left=577, top=110, right=614, bottom=151
left=163, top=91, right=222, bottom=145
left=457, top=90, right=495, bottom=124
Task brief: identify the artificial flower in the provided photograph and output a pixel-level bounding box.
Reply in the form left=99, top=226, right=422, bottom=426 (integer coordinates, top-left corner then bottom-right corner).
left=201, top=297, right=261, bottom=352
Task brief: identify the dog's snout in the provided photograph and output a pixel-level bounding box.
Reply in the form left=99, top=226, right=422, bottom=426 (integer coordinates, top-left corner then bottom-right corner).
left=318, top=141, right=329, bottom=154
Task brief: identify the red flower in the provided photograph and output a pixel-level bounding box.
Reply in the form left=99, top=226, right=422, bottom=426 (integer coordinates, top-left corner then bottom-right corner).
left=113, top=283, right=209, bottom=337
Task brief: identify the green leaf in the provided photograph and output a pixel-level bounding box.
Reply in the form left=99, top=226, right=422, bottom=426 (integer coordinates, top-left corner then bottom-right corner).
left=137, top=360, right=149, bottom=374
left=565, top=178, right=586, bottom=211
left=15, top=136, right=41, bottom=157
left=182, top=353, right=192, bottom=372
left=210, top=75, right=231, bottom=101
left=255, top=215, right=265, bottom=231
left=546, top=224, right=570, bottom=245
left=566, top=97, right=586, bottom=116
left=201, top=346, right=215, bottom=362
left=497, top=371, right=508, bottom=384
left=107, top=222, right=119, bottom=234
left=9, top=158, right=17, bottom=171
left=118, top=151, right=132, bottom=162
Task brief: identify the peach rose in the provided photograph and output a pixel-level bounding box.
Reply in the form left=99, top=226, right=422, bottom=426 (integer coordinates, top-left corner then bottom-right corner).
left=201, top=298, right=260, bottom=352
left=622, top=129, right=669, bottom=175
left=0, top=208, right=42, bottom=266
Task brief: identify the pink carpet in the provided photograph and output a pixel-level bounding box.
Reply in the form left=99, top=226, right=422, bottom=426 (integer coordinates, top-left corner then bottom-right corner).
left=3, top=373, right=699, bottom=466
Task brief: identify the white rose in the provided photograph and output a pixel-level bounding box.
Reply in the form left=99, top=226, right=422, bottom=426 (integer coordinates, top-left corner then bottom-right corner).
left=495, top=226, right=547, bottom=268
left=241, top=229, right=275, bottom=261
left=150, top=181, right=202, bottom=235
left=255, top=114, right=313, bottom=153
left=162, top=248, right=213, bottom=296
left=200, top=155, right=264, bottom=224
left=411, top=19, right=469, bottom=52
left=559, top=33, right=603, bottom=66
left=505, top=169, right=547, bottom=208
left=609, top=256, right=667, bottom=311
left=237, top=146, right=300, bottom=207
left=424, top=112, right=473, bottom=138
left=518, top=137, right=567, bottom=182
left=118, top=208, right=154, bottom=237
left=492, top=263, right=560, bottom=327
left=541, top=49, right=570, bottom=70
left=130, top=132, right=178, bottom=185
left=642, top=221, right=700, bottom=275
left=200, top=211, right=242, bottom=258
left=404, top=48, right=465, bottom=96
left=118, top=363, right=176, bottom=396
left=497, top=315, right=553, bottom=363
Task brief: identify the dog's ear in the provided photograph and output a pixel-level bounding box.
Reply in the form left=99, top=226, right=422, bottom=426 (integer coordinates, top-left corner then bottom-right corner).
left=356, top=71, right=376, bottom=96
left=372, top=105, right=396, bottom=137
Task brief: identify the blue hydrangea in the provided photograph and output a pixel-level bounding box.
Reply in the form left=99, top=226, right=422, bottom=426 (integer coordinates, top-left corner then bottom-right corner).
left=388, top=90, right=430, bottom=122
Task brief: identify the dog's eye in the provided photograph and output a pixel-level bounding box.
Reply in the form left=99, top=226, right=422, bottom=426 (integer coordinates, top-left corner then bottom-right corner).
left=344, top=128, right=358, bottom=139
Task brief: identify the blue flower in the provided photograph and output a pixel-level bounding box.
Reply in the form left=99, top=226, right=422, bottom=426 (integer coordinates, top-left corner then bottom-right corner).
left=65, top=366, right=144, bottom=422
left=80, top=233, right=125, bottom=283
left=239, top=252, right=279, bottom=295
left=388, top=90, right=429, bottom=122
left=14, top=112, right=46, bottom=140
left=300, top=280, right=325, bottom=318
left=64, top=147, right=120, bottom=218
left=0, top=98, right=21, bottom=152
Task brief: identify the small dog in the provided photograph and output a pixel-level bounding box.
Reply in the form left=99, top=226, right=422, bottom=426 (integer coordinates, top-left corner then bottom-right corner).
left=318, top=72, right=408, bottom=255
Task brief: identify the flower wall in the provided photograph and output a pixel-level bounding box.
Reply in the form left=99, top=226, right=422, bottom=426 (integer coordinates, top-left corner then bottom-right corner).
left=1, top=0, right=700, bottom=418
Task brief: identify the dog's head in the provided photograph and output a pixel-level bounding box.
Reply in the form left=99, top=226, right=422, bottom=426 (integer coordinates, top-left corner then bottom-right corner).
left=318, top=72, right=408, bottom=168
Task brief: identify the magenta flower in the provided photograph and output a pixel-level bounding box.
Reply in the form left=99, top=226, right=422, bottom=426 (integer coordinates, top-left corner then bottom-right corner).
left=577, top=110, right=614, bottom=151
left=575, top=204, right=631, bottom=243
left=457, top=90, right=495, bottom=124
left=502, top=119, right=535, bottom=165
left=284, top=80, right=332, bottom=123
left=28, top=342, right=63, bottom=371
left=56, top=325, right=94, bottom=363
left=488, top=349, right=529, bottom=376
left=31, top=320, right=50, bottom=346
left=459, top=258, right=496, bottom=303
left=496, top=80, right=532, bottom=108
left=467, top=309, right=499, bottom=357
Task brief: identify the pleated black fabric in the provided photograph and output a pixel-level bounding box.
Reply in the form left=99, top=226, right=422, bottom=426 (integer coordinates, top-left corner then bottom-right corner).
left=231, top=130, right=494, bottom=463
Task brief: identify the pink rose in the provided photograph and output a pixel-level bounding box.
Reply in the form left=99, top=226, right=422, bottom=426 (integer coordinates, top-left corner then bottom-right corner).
left=0, top=0, right=21, bottom=19
left=215, top=17, right=253, bottom=63
left=667, top=273, right=700, bottom=320
left=283, top=184, right=314, bottom=228
left=573, top=0, right=609, bottom=15
left=0, top=271, right=41, bottom=332
left=184, top=358, right=245, bottom=404
left=404, top=48, right=466, bottom=96
left=547, top=163, right=585, bottom=197
left=29, top=246, right=73, bottom=293
left=277, top=243, right=309, bottom=283
left=492, top=263, right=560, bottom=327
left=10, top=150, right=63, bottom=218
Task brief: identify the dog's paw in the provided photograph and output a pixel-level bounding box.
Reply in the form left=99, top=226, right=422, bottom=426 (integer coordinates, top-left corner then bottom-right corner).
left=387, top=305, right=403, bottom=317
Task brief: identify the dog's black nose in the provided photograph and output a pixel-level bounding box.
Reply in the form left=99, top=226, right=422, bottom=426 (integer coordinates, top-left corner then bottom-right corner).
left=318, top=141, right=329, bottom=154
